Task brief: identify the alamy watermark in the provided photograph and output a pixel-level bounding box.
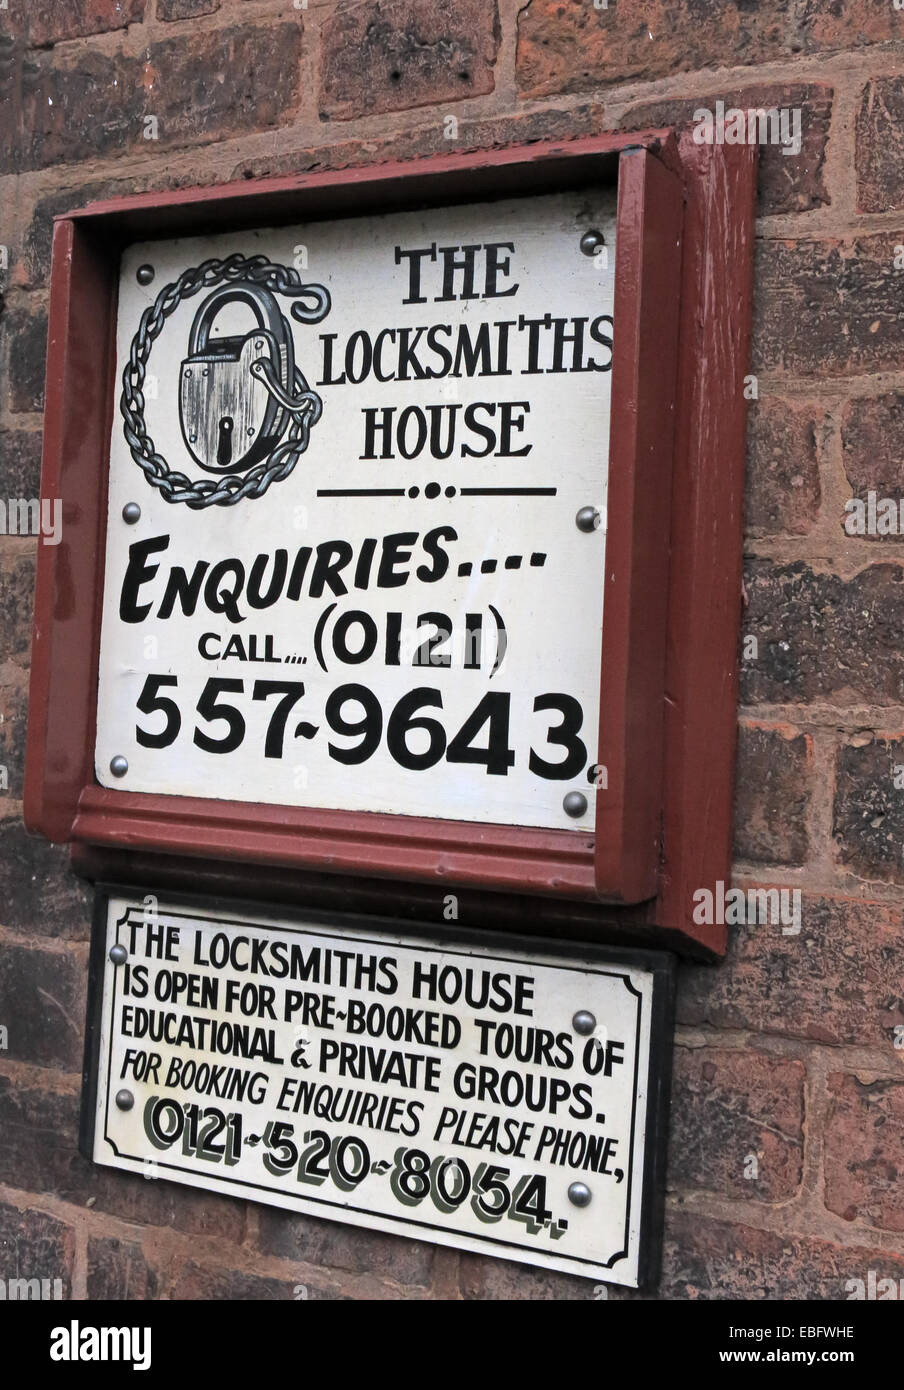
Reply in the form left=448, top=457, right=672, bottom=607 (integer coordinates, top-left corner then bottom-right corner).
left=844, top=491, right=904, bottom=536
left=693, top=101, right=802, bottom=157
left=0, top=497, right=62, bottom=545
left=693, top=881, right=802, bottom=934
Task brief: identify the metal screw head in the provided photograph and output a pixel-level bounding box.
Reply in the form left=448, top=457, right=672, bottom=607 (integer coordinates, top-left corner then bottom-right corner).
left=122, top=501, right=141, bottom=525
left=563, top=791, right=588, bottom=818
left=568, top=1181, right=592, bottom=1208
left=109, top=943, right=128, bottom=966
left=136, top=264, right=155, bottom=286
left=579, top=230, right=605, bottom=257
left=110, top=755, right=129, bottom=778
left=115, top=1089, right=135, bottom=1112
left=572, top=1010, right=597, bottom=1036
left=576, top=506, right=600, bottom=533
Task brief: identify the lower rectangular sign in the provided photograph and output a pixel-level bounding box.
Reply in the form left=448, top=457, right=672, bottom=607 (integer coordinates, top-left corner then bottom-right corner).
left=82, top=889, right=674, bottom=1286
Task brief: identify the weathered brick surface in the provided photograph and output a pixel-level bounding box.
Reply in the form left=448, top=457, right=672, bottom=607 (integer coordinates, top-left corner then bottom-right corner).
left=0, top=1202, right=74, bottom=1298
left=3, top=0, right=146, bottom=47
left=798, top=0, right=904, bottom=52
left=257, top=1208, right=436, bottom=1287
left=630, top=1211, right=904, bottom=1300
left=157, top=0, right=219, bottom=19
left=753, top=235, right=904, bottom=378
left=741, top=560, right=904, bottom=706
left=0, top=548, right=36, bottom=664
left=170, top=1260, right=343, bottom=1300
left=320, top=0, right=499, bottom=121
left=0, top=1070, right=248, bottom=1238
left=856, top=78, right=904, bottom=213
left=0, top=941, right=85, bottom=1070
left=87, top=1235, right=159, bottom=1299
left=620, top=85, right=832, bottom=217
left=669, top=1048, right=805, bottom=1200
left=460, top=1252, right=592, bottom=1299
left=833, top=735, right=904, bottom=885
left=0, top=822, right=92, bottom=939
left=842, top=393, right=904, bottom=537
left=0, top=430, right=42, bottom=498
left=678, top=895, right=904, bottom=1047
left=734, top=722, right=812, bottom=865
left=745, top=398, right=821, bottom=536
left=0, top=676, right=29, bottom=800
left=4, top=306, right=47, bottom=414
left=516, top=0, right=792, bottom=99
left=0, top=25, right=303, bottom=174
left=825, top=1073, right=904, bottom=1231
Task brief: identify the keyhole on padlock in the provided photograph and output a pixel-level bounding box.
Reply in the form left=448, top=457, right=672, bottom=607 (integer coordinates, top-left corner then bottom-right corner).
left=217, top=416, right=234, bottom=468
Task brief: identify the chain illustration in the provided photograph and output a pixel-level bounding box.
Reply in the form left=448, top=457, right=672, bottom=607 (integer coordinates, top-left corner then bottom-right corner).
left=120, top=253, right=330, bottom=508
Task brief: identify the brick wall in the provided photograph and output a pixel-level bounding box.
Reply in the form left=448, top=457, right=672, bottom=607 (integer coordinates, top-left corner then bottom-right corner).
left=1, top=0, right=903, bottom=1301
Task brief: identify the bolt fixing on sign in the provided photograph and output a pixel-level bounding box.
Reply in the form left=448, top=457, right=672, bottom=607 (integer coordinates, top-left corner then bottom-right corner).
left=568, top=1182, right=593, bottom=1207
left=110, top=755, right=129, bottom=778
left=136, top=264, right=155, bottom=286
left=572, top=1010, right=596, bottom=1036
left=576, top=506, right=600, bottom=533
left=122, top=502, right=141, bottom=524
left=579, top=230, right=605, bottom=257
left=109, top=943, right=128, bottom=966
left=115, top=1090, right=134, bottom=1111
left=563, top=791, right=588, bottom=818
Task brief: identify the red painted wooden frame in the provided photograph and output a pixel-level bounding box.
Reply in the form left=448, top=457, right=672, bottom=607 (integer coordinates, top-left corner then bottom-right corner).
left=25, top=132, right=756, bottom=957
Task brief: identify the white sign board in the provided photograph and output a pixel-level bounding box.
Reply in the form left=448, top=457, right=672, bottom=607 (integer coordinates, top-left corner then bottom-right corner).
left=95, top=191, right=615, bottom=831
left=85, top=892, right=671, bottom=1286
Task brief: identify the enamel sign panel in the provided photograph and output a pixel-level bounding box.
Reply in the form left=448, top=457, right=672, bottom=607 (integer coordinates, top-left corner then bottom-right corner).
left=84, top=891, right=672, bottom=1286
left=94, top=191, right=615, bottom=831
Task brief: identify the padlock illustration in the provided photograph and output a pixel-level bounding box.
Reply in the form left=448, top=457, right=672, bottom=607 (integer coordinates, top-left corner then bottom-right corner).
left=179, top=283, right=314, bottom=474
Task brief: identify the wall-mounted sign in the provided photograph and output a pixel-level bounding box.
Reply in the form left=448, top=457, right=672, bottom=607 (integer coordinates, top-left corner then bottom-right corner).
left=26, top=135, right=756, bottom=952
left=83, top=890, right=673, bottom=1286
left=96, top=192, right=616, bottom=833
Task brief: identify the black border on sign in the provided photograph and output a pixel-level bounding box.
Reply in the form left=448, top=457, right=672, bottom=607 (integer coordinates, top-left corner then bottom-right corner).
left=80, top=884, right=675, bottom=1288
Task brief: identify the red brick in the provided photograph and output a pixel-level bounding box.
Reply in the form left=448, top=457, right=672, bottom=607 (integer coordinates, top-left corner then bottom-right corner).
left=745, top=399, right=822, bottom=537
left=0, top=1070, right=248, bottom=1239
left=3, top=306, right=47, bottom=414
left=171, top=1260, right=346, bottom=1300
left=87, top=1236, right=159, bottom=1299
left=798, top=0, right=904, bottom=51
left=734, top=722, right=812, bottom=865
left=0, top=822, right=92, bottom=939
left=4, top=0, right=146, bottom=46
left=0, top=24, right=303, bottom=174
left=319, top=0, right=499, bottom=121
left=620, top=85, right=832, bottom=217
left=825, top=1073, right=904, bottom=1231
left=230, top=103, right=603, bottom=185
left=459, top=1252, right=591, bottom=1299
left=157, top=0, right=218, bottom=19
left=0, top=1202, right=74, bottom=1297
left=741, top=559, right=904, bottom=706
left=669, top=1048, right=804, bottom=1200
left=0, top=941, right=85, bottom=1070
left=516, top=0, right=792, bottom=100
left=678, top=894, right=904, bottom=1047
left=0, top=548, right=36, bottom=664
left=752, top=234, right=904, bottom=378
left=0, top=676, right=28, bottom=800
left=257, top=1209, right=435, bottom=1287
left=842, top=393, right=904, bottom=536
left=833, top=735, right=904, bottom=886
left=0, top=429, right=42, bottom=496
left=856, top=79, right=904, bottom=213
left=625, top=1211, right=904, bottom=1300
